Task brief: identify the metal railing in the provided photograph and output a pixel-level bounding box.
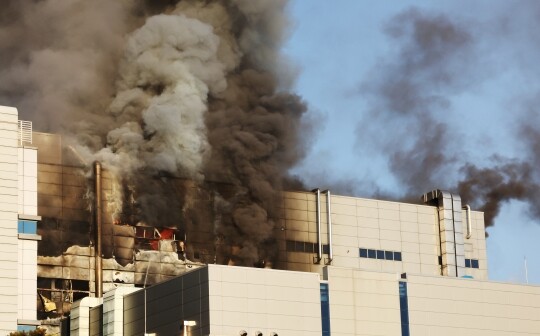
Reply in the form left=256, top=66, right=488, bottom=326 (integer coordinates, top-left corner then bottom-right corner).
left=18, top=120, right=32, bottom=145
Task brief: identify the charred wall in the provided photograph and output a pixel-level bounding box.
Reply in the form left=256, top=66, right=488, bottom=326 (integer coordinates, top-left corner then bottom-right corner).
left=33, top=132, right=244, bottom=317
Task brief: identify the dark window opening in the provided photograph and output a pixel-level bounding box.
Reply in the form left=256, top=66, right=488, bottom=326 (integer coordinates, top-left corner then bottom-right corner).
left=286, top=240, right=330, bottom=255
left=320, top=283, right=331, bottom=336
left=471, top=259, right=479, bottom=269
left=399, top=282, right=410, bottom=336
left=360, top=248, right=402, bottom=262
left=464, top=258, right=479, bottom=269
left=322, top=244, right=330, bottom=254
left=286, top=240, right=295, bottom=251
left=359, top=248, right=368, bottom=258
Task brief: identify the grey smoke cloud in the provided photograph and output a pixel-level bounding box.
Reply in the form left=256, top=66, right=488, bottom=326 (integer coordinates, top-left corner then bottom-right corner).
left=359, top=5, right=540, bottom=228
left=0, top=0, right=307, bottom=266
left=358, top=8, right=475, bottom=194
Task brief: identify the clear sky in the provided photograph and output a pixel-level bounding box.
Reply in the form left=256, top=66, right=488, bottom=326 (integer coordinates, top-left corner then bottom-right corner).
left=285, top=0, right=540, bottom=284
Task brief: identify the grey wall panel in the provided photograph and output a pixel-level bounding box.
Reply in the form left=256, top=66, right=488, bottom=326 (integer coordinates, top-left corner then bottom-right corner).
left=38, top=171, right=62, bottom=184
left=38, top=194, right=63, bottom=208
left=123, top=267, right=210, bottom=336
left=183, top=286, right=202, bottom=304
left=39, top=183, right=63, bottom=196
left=89, top=304, right=103, bottom=336
left=123, top=290, right=145, bottom=311
left=37, top=206, right=62, bottom=219
left=34, top=132, right=62, bottom=165
left=37, top=163, right=62, bottom=174
left=62, top=209, right=90, bottom=222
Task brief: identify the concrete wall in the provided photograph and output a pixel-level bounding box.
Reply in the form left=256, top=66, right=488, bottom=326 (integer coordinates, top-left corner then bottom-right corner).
left=102, top=287, right=139, bottom=336
left=17, top=146, right=40, bottom=324
left=324, top=266, right=540, bottom=336
left=277, top=191, right=488, bottom=280
left=324, top=267, right=401, bottom=336
left=407, top=274, right=540, bottom=335
left=208, top=264, right=322, bottom=336
left=70, top=297, right=103, bottom=336
left=116, top=265, right=322, bottom=336
left=0, top=106, right=20, bottom=333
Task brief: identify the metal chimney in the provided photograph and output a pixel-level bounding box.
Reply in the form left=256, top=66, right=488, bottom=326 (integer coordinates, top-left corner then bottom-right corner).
left=94, top=161, right=103, bottom=297
left=422, top=189, right=465, bottom=277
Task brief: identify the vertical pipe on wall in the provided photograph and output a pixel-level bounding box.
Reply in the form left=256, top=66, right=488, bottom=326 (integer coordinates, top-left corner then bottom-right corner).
left=324, top=190, right=333, bottom=264
left=312, top=188, right=321, bottom=264
left=94, top=161, right=103, bottom=298
left=463, top=204, right=472, bottom=239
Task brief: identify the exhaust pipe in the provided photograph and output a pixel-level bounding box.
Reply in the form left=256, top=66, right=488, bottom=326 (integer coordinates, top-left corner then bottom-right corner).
left=323, top=190, right=333, bottom=264
left=312, top=188, right=322, bottom=264
left=94, top=161, right=103, bottom=298
left=463, top=204, right=472, bottom=239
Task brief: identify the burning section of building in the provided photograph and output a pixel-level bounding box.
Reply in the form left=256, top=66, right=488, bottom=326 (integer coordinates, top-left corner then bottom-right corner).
left=3, top=0, right=308, bottom=319
left=33, top=131, right=289, bottom=318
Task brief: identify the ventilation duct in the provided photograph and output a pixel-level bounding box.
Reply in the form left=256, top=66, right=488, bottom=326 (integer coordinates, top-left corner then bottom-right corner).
left=422, top=189, right=465, bottom=277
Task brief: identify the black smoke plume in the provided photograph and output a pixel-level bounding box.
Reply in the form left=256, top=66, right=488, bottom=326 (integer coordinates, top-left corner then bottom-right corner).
left=0, top=0, right=307, bottom=266
left=359, top=6, right=540, bottom=228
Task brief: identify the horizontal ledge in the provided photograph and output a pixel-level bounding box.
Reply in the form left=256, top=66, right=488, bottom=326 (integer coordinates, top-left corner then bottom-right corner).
left=17, top=319, right=41, bottom=326
left=18, top=214, right=41, bottom=221
left=18, top=233, right=42, bottom=241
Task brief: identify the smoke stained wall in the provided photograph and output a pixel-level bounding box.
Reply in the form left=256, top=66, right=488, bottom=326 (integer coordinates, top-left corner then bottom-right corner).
left=0, top=0, right=307, bottom=266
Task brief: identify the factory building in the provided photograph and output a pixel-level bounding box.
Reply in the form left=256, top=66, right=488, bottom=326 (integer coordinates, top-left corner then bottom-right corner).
left=1, top=105, right=539, bottom=335
left=0, top=106, right=41, bottom=333
left=70, top=263, right=540, bottom=336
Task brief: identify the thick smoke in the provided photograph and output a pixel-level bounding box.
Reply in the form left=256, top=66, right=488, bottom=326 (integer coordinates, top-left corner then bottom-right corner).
left=358, top=8, right=475, bottom=195
left=0, top=0, right=307, bottom=266
left=359, top=6, right=540, bottom=227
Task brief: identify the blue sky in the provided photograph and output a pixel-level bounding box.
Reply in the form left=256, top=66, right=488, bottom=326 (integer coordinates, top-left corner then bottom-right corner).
left=285, top=1, right=540, bottom=284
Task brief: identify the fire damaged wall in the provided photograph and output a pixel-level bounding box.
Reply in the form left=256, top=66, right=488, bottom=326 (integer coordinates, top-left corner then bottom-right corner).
left=34, top=132, right=216, bottom=317
left=34, top=131, right=288, bottom=318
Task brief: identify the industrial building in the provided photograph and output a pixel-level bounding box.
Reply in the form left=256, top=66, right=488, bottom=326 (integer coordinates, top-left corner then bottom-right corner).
left=1, top=104, right=539, bottom=335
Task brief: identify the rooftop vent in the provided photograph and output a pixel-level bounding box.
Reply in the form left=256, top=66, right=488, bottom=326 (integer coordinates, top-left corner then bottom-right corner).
left=18, top=120, right=32, bottom=145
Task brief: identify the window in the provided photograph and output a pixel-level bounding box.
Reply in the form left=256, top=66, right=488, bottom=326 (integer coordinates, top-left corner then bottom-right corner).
left=471, top=259, right=479, bottom=269
left=464, top=258, right=479, bottom=269
left=322, top=244, right=330, bottom=254
left=320, top=283, right=331, bottom=336
left=286, top=240, right=330, bottom=255
left=399, top=282, right=410, bottom=336
left=286, top=240, right=295, bottom=251
left=360, top=248, right=402, bottom=262
left=18, top=220, right=37, bottom=234
left=359, top=248, right=368, bottom=258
